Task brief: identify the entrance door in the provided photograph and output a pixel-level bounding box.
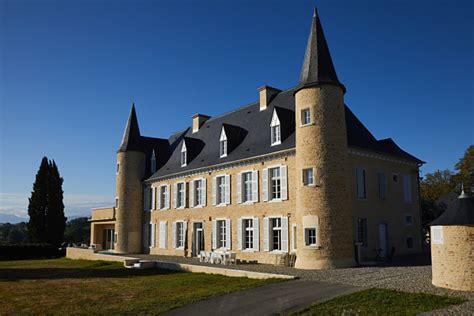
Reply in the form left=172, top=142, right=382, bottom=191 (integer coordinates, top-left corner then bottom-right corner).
left=378, top=223, right=388, bottom=257
left=192, top=223, right=204, bottom=256
left=103, top=228, right=115, bottom=250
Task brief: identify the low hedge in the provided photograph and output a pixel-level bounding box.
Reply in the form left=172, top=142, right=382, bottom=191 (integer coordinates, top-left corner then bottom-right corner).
left=0, top=244, right=65, bottom=260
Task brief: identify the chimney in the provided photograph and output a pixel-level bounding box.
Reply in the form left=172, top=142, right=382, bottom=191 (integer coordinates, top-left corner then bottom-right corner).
left=258, top=86, right=281, bottom=111
left=192, top=113, right=210, bottom=133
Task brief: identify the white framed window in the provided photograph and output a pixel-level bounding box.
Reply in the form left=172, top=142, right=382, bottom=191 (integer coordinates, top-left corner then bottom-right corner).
left=151, top=150, right=157, bottom=173
left=244, top=219, right=254, bottom=249
left=403, top=174, right=412, bottom=203
left=356, top=167, right=366, bottom=199
left=302, top=168, right=314, bottom=186
left=243, top=172, right=252, bottom=202
left=262, top=166, right=287, bottom=202
left=217, top=175, right=226, bottom=204
left=378, top=172, right=387, bottom=200
left=271, top=218, right=282, bottom=251
left=301, top=108, right=311, bottom=126
left=219, top=127, right=227, bottom=158
left=159, top=221, right=167, bottom=249
left=181, top=142, right=187, bottom=167
left=148, top=222, right=156, bottom=248
left=191, top=178, right=206, bottom=207
left=305, top=228, right=317, bottom=246
left=174, top=221, right=186, bottom=248
left=405, top=215, right=413, bottom=226
left=212, top=219, right=231, bottom=250
left=356, top=218, right=368, bottom=247
left=270, top=109, right=281, bottom=146
left=212, top=175, right=230, bottom=206
left=175, top=182, right=186, bottom=208
left=292, top=224, right=297, bottom=251
left=158, top=185, right=170, bottom=210
left=237, top=170, right=258, bottom=204
left=263, top=216, right=288, bottom=252
left=270, top=167, right=281, bottom=200
left=237, top=217, right=259, bottom=251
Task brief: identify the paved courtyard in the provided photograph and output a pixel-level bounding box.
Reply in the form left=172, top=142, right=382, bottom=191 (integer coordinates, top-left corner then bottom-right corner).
left=134, top=253, right=473, bottom=315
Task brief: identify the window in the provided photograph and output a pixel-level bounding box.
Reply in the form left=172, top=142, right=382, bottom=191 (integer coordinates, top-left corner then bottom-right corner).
left=243, top=172, right=253, bottom=202
left=175, top=222, right=185, bottom=248
left=115, top=198, right=119, bottom=208
left=194, top=179, right=205, bottom=207
left=219, top=127, right=227, bottom=158
left=148, top=223, right=155, bottom=248
left=356, top=218, right=368, bottom=247
left=271, top=218, right=282, bottom=251
left=181, top=142, right=187, bottom=167
left=303, top=168, right=314, bottom=186
left=356, top=167, right=366, bottom=199
left=405, top=215, right=413, bottom=226
left=403, top=174, right=412, bottom=203
left=151, top=150, right=156, bottom=173
left=378, top=172, right=387, bottom=200
left=216, top=176, right=226, bottom=205
left=292, top=225, right=297, bottom=251
left=176, top=182, right=185, bottom=208
left=116, top=163, right=119, bottom=174
left=270, top=167, right=282, bottom=200
left=270, top=109, right=281, bottom=146
left=159, top=185, right=169, bottom=210
left=147, top=187, right=153, bottom=210
left=217, top=220, right=227, bottom=249
left=301, top=108, right=311, bottom=125
left=406, top=237, right=414, bottom=249
left=305, top=228, right=317, bottom=246
left=244, top=219, right=254, bottom=250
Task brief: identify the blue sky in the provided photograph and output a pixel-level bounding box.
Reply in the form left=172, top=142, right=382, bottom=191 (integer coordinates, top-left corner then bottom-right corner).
left=1, top=0, right=473, bottom=221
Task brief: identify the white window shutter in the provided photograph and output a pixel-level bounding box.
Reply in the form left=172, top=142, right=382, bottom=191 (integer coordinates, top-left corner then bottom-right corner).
left=172, top=222, right=177, bottom=248
left=253, top=217, right=259, bottom=251
left=212, top=220, right=217, bottom=250
left=212, top=177, right=217, bottom=206
left=252, top=170, right=259, bottom=202
left=237, top=173, right=242, bottom=204
left=159, top=221, right=167, bottom=249
left=189, top=181, right=195, bottom=207
left=262, top=168, right=268, bottom=201
left=166, top=185, right=170, bottom=209
left=281, top=216, right=289, bottom=252
left=202, top=179, right=207, bottom=206
left=151, top=187, right=156, bottom=210
left=158, top=187, right=162, bottom=209
left=173, top=183, right=177, bottom=208
left=225, top=219, right=231, bottom=249
left=225, top=174, right=231, bottom=204
left=237, top=218, right=242, bottom=250
left=263, top=217, right=269, bottom=251
left=281, top=165, right=288, bottom=200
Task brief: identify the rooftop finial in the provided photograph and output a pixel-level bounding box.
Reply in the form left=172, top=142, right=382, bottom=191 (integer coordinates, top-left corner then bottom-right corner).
left=313, top=6, right=318, bottom=18
left=459, top=182, right=469, bottom=199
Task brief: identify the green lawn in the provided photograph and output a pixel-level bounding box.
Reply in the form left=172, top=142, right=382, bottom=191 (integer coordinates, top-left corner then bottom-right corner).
left=0, top=258, right=281, bottom=315
left=294, top=288, right=465, bottom=316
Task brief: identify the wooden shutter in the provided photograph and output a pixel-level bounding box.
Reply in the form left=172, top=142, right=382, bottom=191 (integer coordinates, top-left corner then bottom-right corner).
left=253, top=217, right=259, bottom=251
left=165, top=185, right=170, bottom=209
left=225, top=174, right=230, bottom=204
left=212, top=177, right=217, bottom=205
left=159, top=221, right=167, bottom=249
left=172, top=222, right=177, bottom=248
left=237, top=218, right=242, bottom=250
left=189, top=181, right=195, bottom=207
left=225, top=219, right=231, bottom=249
left=212, top=220, right=217, bottom=250
left=281, top=165, right=288, bottom=200
left=262, top=168, right=269, bottom=202
left=151, top=187, right=156, bottom=210
left=252, top=170, right=259, bottom=202
left=237, top=172, right=242, bottom=204
left=202, top=179, right=207, bottom=206
left=281, top=216, right=288, bottom=252
left=263, top=217, right=269, bottom=251
left=173, top=183, right=177, bottom=208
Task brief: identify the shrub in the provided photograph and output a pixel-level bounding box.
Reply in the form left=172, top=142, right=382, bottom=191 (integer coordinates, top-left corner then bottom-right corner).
left=0, top=244, right=65, bottom=260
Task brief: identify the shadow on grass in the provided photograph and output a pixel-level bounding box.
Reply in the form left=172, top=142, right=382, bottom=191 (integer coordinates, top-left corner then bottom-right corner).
left=0, top=266, right=182, bottom=281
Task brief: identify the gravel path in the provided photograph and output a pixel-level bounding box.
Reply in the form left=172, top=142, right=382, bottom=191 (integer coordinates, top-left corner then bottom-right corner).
left=133, top=253, right=473, bottom=315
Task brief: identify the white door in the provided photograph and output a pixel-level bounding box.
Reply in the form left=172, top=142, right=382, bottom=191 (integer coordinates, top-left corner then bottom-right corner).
left=192, top=223, right=204, bottom=256
left=378, top=223, right=388, bottom=257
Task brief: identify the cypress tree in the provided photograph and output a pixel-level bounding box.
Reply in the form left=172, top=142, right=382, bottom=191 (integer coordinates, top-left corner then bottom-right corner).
left=27, top=157, right=49, bottom=243
left=45, top=160, right=66, bottom=246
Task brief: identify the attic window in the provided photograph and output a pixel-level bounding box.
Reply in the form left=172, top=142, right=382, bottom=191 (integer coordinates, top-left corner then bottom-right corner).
left=181, top=142, right=187, bottom=167
left=270, top=109, right=281, bottom=146
left=219, top=127, right=227, bottom=158
left=151, top=150, right=156, bottom=173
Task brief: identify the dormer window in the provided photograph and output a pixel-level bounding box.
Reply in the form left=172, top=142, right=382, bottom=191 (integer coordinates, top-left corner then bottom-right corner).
left=219, top=127, right=227, bottom=158
left=181, top=142, right=187, bottom=167
left=270, top=109, right=281, bottom=146
left=151, top=150, right=156, bottom=173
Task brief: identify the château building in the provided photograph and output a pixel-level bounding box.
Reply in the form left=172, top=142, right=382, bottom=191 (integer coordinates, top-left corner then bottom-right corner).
left=89, top=8, right=423, bottom=269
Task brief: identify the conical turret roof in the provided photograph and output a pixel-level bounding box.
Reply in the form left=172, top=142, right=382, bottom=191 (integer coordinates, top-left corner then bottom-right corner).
left=118, top=103, right=142, bottom=152
left=430, top=188, right=474, bottom=226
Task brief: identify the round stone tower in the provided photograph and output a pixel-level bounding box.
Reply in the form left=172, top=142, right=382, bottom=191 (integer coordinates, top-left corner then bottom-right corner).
left=294, top=8, right=355, bottom=269
left=115, top=104, right=145, bottom=254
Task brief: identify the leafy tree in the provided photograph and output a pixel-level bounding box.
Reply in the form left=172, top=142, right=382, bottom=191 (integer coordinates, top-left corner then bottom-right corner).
left=453, top=145, right=474, bottom=194
left=420, top=169, right=454, bottom=202
left=64, top=217, right=90, bottom=244
left=27, top=157, right=49, bottom=243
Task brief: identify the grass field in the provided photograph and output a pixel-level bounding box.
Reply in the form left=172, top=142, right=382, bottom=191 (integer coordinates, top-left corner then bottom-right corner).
left=294, top=288, right=465, bottom=316
left=0, top=258, right=281, bottom=315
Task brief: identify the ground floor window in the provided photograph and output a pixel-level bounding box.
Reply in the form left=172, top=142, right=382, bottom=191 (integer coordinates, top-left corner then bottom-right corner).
left=175, top=222, right=185, bottom=248
left=271, top=218, right=282, bottom=251
left=356, top=218, right=368, bottom=247
left=217, top=220, right=227, bottom=248
left=305, top=227, right=317, bottom=246
left=244, top=219, right=254, bottom=250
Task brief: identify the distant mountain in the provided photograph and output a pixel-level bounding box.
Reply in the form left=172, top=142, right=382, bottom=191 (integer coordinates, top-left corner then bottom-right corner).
left=0, top=214, right=28, bottom=224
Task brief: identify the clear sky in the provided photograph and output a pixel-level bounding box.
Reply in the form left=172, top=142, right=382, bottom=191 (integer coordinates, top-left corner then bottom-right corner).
left=1, top=0, right=473, bottom=221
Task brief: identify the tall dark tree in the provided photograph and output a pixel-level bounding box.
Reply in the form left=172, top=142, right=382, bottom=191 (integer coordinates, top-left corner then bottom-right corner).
left=46, top=160, right=66, bottom=246
left=27, top=157, right=49, bottom=243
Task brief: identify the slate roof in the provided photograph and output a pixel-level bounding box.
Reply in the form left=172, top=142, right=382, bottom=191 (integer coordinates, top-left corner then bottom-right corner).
left=430, top=191, right=474, bottom=226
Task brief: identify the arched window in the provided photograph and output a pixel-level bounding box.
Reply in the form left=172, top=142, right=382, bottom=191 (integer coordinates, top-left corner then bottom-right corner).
left=181, top=142, right=187, bottom=167
left=151, top=150, right=156, bottom=173
left=270, top=109, right=281, bottom=146
left=219, top=127, right=227, bottom=158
